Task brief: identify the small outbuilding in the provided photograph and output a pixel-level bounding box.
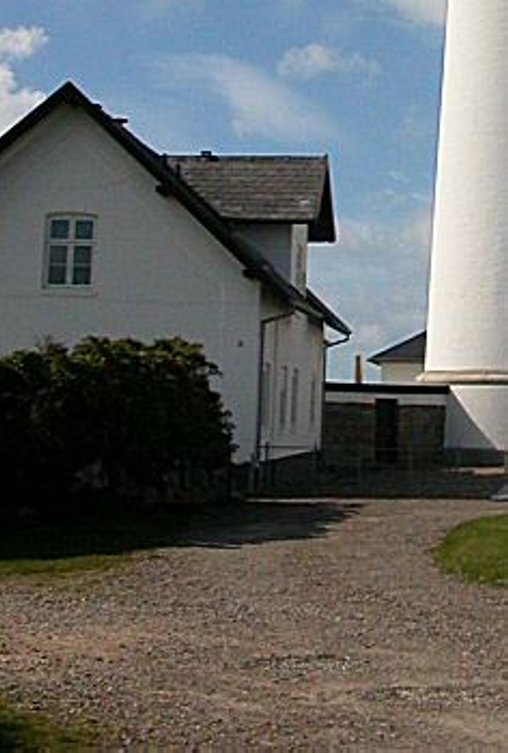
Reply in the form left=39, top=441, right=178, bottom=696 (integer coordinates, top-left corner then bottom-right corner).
left=369, top=331, right=426, bottom=384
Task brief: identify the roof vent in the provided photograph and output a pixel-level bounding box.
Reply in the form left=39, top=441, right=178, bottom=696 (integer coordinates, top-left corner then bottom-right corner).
left=113, top=117, right=129, bottom=126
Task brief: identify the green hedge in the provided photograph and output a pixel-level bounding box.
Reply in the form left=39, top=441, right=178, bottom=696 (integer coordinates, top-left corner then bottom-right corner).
left=0, top=337, right=234, bottom=517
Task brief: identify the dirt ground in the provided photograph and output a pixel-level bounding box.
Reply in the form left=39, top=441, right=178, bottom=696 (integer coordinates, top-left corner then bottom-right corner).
left=0, top=470, right=507, bottom=750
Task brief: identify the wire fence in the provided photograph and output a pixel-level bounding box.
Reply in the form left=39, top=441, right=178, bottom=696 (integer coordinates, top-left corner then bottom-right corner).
left=245, top=443, right=507, bottom=498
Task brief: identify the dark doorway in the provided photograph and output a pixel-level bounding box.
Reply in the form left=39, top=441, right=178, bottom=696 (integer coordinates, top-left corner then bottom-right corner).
left=375, top=398, right=399, bottom=464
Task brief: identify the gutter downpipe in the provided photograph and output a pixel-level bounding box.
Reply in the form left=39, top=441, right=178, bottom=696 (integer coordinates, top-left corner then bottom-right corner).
left=320, top=330, right=352, bottom=455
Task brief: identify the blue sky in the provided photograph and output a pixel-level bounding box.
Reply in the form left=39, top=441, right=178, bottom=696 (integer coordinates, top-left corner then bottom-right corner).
left=0, top=0, right=447, bottom=379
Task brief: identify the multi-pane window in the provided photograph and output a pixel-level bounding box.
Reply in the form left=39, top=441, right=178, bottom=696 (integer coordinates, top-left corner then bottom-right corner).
left=45, top=215, right=96, bottom=286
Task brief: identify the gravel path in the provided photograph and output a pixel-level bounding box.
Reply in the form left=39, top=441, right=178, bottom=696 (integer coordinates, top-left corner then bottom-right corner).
left=0, top=494, right=507, bottom=750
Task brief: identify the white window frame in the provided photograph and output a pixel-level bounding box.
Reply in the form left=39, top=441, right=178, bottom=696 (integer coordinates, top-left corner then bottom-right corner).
left=43, top=213, right=97, bottom=288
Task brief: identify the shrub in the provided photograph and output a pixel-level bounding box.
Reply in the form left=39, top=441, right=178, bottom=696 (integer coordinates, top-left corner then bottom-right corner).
left=0, top=337, right=234, bottom=517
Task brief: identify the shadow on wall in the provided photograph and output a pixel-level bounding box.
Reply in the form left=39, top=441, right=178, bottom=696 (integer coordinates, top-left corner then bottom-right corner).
left=446, top=390, right=497, bottom=450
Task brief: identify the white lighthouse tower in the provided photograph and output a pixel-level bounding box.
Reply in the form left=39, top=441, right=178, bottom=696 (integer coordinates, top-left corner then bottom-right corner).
left=424, top=0, right=508, bottom=460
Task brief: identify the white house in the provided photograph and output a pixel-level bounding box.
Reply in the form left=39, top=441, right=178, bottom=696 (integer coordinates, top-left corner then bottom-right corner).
left=369, top=331, right=426, bottom=384
left=0, top=81, right=350, bottom=465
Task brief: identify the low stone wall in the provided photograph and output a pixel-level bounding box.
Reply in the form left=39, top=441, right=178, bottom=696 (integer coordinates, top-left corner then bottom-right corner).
left=323, top=383, right=448, bottom=469
left=323, top=403, right=376, bottom=466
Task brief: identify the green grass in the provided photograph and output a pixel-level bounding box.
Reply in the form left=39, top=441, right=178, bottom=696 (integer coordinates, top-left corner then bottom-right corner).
left=435, top=514, right=508, bottom=585
left=0, top=508, right=192, bottom=577
left=0, top=699, right=96, bottom=751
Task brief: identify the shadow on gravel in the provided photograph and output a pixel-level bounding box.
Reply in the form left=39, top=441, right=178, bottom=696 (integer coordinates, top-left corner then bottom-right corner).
left=325, top=467, right=507, bottom=500
left=0, top=501, right=362, bottom=563
left=172, top=500, right=362, bottom=548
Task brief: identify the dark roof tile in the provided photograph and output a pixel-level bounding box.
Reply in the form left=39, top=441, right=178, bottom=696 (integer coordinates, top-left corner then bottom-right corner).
left=166, top=155, right=335, bottom=241
left=369, top=331, right=426, bottom=365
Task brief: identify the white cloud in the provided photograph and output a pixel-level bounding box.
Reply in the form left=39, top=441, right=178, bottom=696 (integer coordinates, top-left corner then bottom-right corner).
left=337, top=209, right=432, bottom=259
left=0, top=27, right=48, bottom=136
left=277, top=43, right=381, bottom=81
left=309, top=207, right=432, bottom=378
left=0, top=26, right=48, bottom=60
left=384, top=0, right=447, bottom=27
left=0, top=66, right=45, bottom=135
left=158, top=53, right=336, bottom=144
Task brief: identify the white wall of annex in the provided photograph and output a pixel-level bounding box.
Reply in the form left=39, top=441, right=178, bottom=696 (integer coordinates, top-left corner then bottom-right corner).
left=0, top=105, right=261, bottom=462
left=326, top=390, right=447, bottom=408
left=380, top=362, right=424, bottom=384
left=290, top=224, right=308, bottom=292
left=259, top=292, right=324, bottom=459
left=235, top=223, right=293, bottom=280
left=237, top=223, right=309, bottom=293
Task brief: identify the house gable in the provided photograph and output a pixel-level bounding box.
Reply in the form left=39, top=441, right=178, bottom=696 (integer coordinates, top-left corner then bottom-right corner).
left=0, top=81, right=346, bottom=334
left=0, top=101, right=269, bottom=460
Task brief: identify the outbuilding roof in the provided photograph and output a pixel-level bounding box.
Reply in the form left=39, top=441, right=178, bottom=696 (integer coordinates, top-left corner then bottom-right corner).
left=165, top=154, right=335, bottom=242
left=369, top=331, right=426, bottom=365
left=0, top=81, right=349, bottom=335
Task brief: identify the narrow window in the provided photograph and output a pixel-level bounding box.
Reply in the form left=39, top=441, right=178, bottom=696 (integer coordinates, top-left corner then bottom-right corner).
left=261, top=362, right=271, bottom=430
left=279, top=366, right=288, bottom=429
left=309, top=372, right=317, bottom=427
left=290, top=368, right=299, bottom=429
left=44, top=215, right=96, bottom=287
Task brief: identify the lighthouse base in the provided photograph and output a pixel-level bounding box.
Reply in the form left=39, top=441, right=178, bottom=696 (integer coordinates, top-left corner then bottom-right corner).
left=420, top=371, right=508, bottom=459
left=420, top=371, right=508, bottom=462
left=443, top=385, right=508, bottom=464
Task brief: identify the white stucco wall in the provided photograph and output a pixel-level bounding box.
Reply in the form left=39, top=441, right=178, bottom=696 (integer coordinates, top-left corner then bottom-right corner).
left=235, top=223, right=293, bottom=282
left=238, top=223, right=308, bottom=293
left=424, top=0, right=508, bottom=451
left=0, top=105, right=263, bottom=462
left=326, top=389, right=447, bottom=408
left=380, top=362, right=424, bottom=384
left=259, top=292, right=324, bottom=460
left=446, top=387, right=508, bottom=451
left=290, top=225, right=308, bottom=293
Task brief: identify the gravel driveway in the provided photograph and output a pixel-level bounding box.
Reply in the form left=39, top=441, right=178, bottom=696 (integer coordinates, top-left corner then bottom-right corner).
left=0, top=491, right=507, bottom=750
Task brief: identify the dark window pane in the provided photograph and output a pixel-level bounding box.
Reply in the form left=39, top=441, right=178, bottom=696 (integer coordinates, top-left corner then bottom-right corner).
left=73, top=246, right=92, bottom=285
left=72, top=266, right=91, bottom=285
left=74, top=246, right=91, bottom=264
left=75, top=220, right=94, bottom=240
left=48, top=265, right=67, bottom=285
left=50, top=219, right=70, bottom=239
left=49, top=245, right=68, bottom=264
